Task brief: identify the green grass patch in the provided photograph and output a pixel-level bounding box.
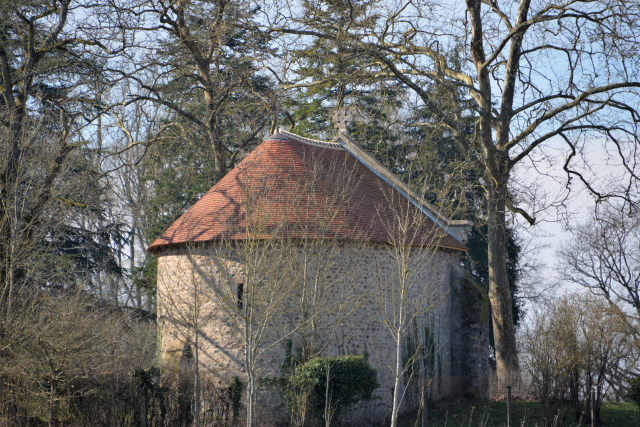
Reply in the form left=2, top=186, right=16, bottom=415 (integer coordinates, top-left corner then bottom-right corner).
left=398, top=398, right=640, bottom=426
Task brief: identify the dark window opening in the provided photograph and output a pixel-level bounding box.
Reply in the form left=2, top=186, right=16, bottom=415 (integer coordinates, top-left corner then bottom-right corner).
left=237, top=283, right=244, bottom=309
left=179, top=342, right=194, bottom=369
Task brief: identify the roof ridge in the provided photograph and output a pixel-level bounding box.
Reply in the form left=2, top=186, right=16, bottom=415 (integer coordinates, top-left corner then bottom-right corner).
left=277, top=130, right=472, bottom=244
left=278, top=130, right=343, bottom=150
left=147, top=133, right=471, bottom=254
left=331, top=133, right=472, bottom=244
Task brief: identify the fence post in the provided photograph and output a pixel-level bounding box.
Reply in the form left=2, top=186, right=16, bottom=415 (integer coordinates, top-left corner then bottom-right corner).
left=590, top=388, right=595, bottom=427
left=422, top=384, right=428, bottom=427
left=507, top=385, right=512, bottom=427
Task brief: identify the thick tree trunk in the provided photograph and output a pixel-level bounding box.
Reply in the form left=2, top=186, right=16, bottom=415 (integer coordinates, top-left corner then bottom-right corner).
left=485, top=166, right=519, bottom=387
left=466, top=0, right=521, bottom=385
left=49, top=381, right=58, bottom=427
left=204, top=90, right=227, bottom=183
left=212, top=129, right=227, bottom=183
left=571, top=368, right=581, bottom=422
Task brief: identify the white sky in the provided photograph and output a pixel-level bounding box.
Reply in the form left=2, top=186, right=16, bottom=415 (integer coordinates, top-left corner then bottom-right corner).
left=512, top=138, right=635, bottom=315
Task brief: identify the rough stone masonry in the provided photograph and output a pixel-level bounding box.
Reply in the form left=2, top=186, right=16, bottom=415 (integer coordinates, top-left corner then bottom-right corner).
left=149, top=129, right=489, bottom=411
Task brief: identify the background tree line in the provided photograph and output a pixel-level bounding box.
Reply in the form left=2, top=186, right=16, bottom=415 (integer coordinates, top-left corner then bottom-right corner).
left=0, top=0, right=638, bottom=425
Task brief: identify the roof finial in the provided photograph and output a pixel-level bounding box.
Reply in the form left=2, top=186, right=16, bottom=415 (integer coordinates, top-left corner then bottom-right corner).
left=332, top=107, right=355, bottom=135
left=270, top=101, right=284, bottom=133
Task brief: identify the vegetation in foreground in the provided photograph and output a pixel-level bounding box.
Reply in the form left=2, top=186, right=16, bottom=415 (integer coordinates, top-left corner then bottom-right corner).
left=399, top=399, right=640, bottom=427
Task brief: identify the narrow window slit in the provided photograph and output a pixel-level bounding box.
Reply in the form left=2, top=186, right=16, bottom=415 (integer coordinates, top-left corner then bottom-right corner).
left=237, top=283, right=244, bottom=309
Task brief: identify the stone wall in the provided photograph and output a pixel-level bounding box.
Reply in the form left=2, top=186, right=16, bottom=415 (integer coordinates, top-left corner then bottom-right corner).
left=156, top=241, right=486, bottom=409
left=449, top=265, right=490, bottom=397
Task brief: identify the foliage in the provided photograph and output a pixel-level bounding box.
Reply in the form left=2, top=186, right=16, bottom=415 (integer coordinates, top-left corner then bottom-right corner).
left=402, top=320, right=436, bottom=383
left=132, top=254, right=158, bottom=309
left=140, top=1, right=275, bottom=307
left=282, top=355, right=379, bottom=425
left=521, top=293, right=638, bottom=425
left=629, top=376, right=640, bottom=410
left=132, top=366, right=164, bottom=395
left=399, top=77, right=524, bottom=337
left=464, top=224, right=523, bottom=356
left=287, top=34, right=524, bottom=354
left=278, top=0, right=640, bottom=386
left=0, top=0, right=135, bottom=322
left=284, top=0, right=404, bottom=164
left=229, top=376, right=244, bottom=422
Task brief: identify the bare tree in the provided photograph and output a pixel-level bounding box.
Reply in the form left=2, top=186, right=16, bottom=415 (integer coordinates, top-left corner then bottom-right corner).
left=277, top=147, right=368, bottom=365
left=155, top=166, right=297, bottom=426
left=266, top=0, right=640, bottom=384
left=372, top=192, right=450, bottom=427
left=521, top=295, right=582, bottom=424
left=104, top=83, right=163, bottom=311
left=0, top=0, right=136, bottom=309
left=521, top=293, right=638, bottom=425
left=125, top=0, right=272, bottom=184
left=202, top=191, right=296, bottom=426
left=559, top=205, right=640, bottom=322
left=0, top=287, right=137, bottom=427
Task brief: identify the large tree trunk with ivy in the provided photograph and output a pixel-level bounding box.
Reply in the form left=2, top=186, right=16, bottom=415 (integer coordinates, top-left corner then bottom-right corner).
left=468, top=0, right=521, bottom=382
left=485, top=167, right=519, bottom=382
left=272, top=0, right=640, bottom=385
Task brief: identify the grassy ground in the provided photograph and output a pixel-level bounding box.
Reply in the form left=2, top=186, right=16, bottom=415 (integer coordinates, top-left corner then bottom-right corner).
left=397, top=399, right=640, bottom=427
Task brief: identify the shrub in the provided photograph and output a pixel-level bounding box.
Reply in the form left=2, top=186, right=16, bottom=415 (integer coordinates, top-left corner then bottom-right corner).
left=283, top=355, right=379, bottom=425
left=629, top=376, right=640, bottom=409
left=229, top=376, right=244, bottom=422
left=521, top=294, right=637, bottom=425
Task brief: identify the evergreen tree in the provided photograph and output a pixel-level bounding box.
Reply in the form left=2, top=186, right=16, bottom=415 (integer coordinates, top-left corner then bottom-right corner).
left=284, top=25, right=525, bottom=338
left=0, top=0, right=125, bottom=308
left=401, top=78, right=524, bottom=336
left=138, top=1, right=275, bottom=296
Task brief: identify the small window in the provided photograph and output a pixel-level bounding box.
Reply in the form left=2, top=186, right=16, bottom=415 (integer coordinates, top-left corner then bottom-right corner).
left=237, top=283, right=244, bottom=309
left=179, top=342, right=194, bottom=369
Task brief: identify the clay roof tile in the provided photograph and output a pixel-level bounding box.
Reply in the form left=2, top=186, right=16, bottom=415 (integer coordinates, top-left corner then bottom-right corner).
left=148, top=133, right=468, bottom=254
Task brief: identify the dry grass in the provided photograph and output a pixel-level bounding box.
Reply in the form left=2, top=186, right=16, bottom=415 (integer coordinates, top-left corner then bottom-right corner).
left=488, top=371, right=535, bottom=401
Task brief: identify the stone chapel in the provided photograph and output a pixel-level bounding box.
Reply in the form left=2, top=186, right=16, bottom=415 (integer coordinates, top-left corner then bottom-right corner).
left=148, top=120, right=489, bottom=406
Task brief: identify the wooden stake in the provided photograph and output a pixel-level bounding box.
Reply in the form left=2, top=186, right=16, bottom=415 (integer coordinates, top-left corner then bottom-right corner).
left=507, top=385, right=512, bottom=427
left=591, top=388, right=595, bottom=427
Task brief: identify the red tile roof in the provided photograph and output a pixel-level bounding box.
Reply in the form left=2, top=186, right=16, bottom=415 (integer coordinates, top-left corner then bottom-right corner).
left=147, top=134, right=467, bottom=254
